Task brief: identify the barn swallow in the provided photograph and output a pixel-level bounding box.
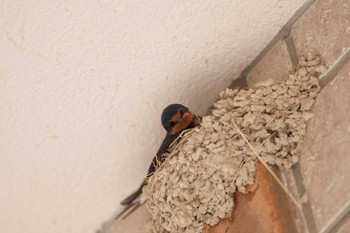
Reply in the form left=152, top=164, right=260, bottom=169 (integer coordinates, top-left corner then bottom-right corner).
left=115, top=104, right=202, bottom=220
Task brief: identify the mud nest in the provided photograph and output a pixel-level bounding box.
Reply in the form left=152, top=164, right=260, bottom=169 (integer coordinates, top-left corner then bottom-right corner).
left=144, top=54, right=325, bottom=233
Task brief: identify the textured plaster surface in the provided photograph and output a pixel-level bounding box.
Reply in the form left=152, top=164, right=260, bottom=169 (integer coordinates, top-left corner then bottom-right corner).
left=0, top=0, right=307, bottom=233
left=100, top=205, right=151, bottom=233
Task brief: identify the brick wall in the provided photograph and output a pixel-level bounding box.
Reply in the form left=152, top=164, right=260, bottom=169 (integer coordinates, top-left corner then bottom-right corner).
left=234, top=0, right=350, bottom=232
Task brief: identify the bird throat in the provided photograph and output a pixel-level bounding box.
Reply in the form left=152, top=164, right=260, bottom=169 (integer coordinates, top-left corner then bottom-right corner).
left=171, top=112, right=192, bottom=134
left=171, top=113, right=202, bottom=135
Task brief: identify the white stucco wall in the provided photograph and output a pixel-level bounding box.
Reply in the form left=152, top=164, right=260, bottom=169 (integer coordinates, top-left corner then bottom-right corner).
left=0, top=0, right=307, bottom=232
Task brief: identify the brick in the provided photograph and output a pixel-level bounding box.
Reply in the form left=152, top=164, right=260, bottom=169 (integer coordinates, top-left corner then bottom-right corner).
left=292, top=0, right=350, bottom=66
left=206, top=162, right=298, bottom=233
left=246, top=40, right=293, bottom=87
left=281, top=167, right=312, bottom=233
left=299, top=61, right=350, bottom=230
left=337, top=217, right=350, bottom=233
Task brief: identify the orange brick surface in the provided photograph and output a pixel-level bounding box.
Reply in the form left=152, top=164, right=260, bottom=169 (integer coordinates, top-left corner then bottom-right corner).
left=207, top=162, right=298, bottom=233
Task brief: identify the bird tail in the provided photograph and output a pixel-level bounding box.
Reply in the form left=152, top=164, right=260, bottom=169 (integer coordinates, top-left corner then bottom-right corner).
left=120, top=185, right=143, bottom=205
left=115, top=186, right=145, bottom=220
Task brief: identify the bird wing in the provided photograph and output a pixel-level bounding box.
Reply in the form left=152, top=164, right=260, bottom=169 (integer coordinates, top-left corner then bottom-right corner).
left=120, top=185, right=143, bottom=206
left=115, top=190, right=146, bottom=220
left=156, top=133, right=177, bottom=156
left=146, top=133, right=177, bottom=176
left=115, top=133, right=177, bottom=220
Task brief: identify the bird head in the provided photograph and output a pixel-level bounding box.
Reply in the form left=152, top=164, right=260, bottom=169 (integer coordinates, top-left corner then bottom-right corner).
left=161, top=104, right=194, bottom=135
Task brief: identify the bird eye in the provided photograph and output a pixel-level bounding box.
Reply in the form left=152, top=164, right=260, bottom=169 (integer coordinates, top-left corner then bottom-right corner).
left=167, top=121, right=175, bottom=127
left=179, top=108, right=184, bottom=116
